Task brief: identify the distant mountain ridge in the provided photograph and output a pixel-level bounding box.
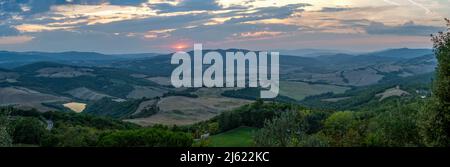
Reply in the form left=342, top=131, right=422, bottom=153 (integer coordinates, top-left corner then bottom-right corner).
left=275, top=48, right=433, bottom=60
left=0, top=51, right=160, bottom=69
left=363, top=48, right=432, bottom=59
left=276, top=49, right=361, bottom=57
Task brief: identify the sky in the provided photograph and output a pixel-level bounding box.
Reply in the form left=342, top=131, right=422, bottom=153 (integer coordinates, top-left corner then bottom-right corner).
left=0, top=0, right=449, bottom=53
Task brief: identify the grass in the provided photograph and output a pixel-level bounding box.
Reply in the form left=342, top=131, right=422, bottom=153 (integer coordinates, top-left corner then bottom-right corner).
left=279, top=81, right=350, bottom=100
left=208, top=126, right=256, bottom=147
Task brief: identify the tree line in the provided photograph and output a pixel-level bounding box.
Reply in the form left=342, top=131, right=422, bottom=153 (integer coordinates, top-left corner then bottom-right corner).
left=0, top=108, right=192, bottom=147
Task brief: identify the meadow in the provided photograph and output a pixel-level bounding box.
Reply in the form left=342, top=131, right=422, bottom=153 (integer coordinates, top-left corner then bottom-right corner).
left=208, top=126, right=256, bottom=147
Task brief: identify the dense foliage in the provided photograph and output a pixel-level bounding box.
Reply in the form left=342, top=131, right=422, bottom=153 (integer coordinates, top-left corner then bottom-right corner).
left=0, top=108, right=192, bottom=147
left=8, top=109, right=139, bottom=130
left=0, top=109, right=12, bottom=147
left=98, top=128, right=193, bottom=147
left=84, top=98, right=145, bottom=119
left=191, top=96, right=429, bottom=147
left=253, top=111, right=308, bottom=147
left=10, top=117, right=47, bottom=145
left=217, top=100, right=308, bottom=132
left=419, top=19, right=450, bottom=146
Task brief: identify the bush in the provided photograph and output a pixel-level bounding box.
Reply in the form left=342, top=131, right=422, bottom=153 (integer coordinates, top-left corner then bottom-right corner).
left=254, top=111, right=307, bottom=147
left=10, top=117, right=47, bottom=145
left=218, top=101, right=301, bottom=132
left=323, top=111, right=365, bottom=146
left=42, top=125, right=100, bottom=147
left=365, top=102, right=422, bottom=147
left=295, top=134, right=330, bottom=147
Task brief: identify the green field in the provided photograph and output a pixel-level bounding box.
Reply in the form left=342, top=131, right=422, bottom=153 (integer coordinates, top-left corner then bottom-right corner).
left=279, top=81, right=350, bottom=100
left=208, top=126, right=257, bottom=147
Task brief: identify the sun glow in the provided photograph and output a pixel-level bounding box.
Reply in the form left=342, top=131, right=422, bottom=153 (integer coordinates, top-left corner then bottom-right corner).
left=173, top=43, right=188, bottom=51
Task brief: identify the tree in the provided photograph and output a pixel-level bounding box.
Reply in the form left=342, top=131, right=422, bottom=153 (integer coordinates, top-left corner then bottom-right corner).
left=366, top=101, right=422, bottom=147
left=0, top=110, right=12, bottom=147
left=0, top=127, right=12, bottom=147
left=208, top=122, right=219, bottom=135
left=218, top=111, right=242, bottom=132
left=11, top=117, right=48, bottom=145
left=254, top=111, right=307, bottom=147
left=420, top=19, right=450, bottom=146
left=98, top=128, right=193, bottom=147
left=323, top=111, right=364, bottom=147
left=295, top=134, right=330, bottom=147
left=42, top=124, right=99, bottom=147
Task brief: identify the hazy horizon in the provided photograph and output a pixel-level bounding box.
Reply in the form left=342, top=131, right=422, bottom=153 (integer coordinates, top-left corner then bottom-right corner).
left=0, top=47, right=434, bottom=55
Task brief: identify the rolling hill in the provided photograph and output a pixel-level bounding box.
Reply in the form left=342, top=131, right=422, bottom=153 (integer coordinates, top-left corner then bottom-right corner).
left=0, top=48, right=437, bottom=126
left=0, top=51, right=160, bottom=69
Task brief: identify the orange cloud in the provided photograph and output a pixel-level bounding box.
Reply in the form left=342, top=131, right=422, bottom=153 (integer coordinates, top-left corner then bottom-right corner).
left=238, top=31, right=284, bottom=38
left=15, top=24, right=73, bottom=33
left=144, top=29, right=176, bottom=39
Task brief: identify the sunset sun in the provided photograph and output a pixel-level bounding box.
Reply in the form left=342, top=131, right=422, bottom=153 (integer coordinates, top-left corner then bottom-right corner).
left=173, top=44, right=188, bottom=50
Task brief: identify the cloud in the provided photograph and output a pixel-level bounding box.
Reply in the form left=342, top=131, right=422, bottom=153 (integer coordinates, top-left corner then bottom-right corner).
left=152, top=0, right=223, bottom=13
left=0, top=0, right=147, bottom=16
left=14, top=24, right=73, bottom=33
left=365, top=21, right=444, bottom=36
left=75, top=2, right=306, bottom=44
left=143, top=28, right=176, bottom=39
left=108, top=0, right=148, bottom=6
left=0, top=0, right=65, bottom=15
left=1, top=0, right=447, bottom=52
left=49, top=4, right=157, bottom=25
left=168, top=21, right=300, bottom=42
left=82, top=12, right=213, bottom=33
left=319, top=7, right=351, bottom=13
left=236, top=31, right=284, bottom=38
left=223, top=4, right=308, bottom=24
left=0, top=25, right=19, bottom=36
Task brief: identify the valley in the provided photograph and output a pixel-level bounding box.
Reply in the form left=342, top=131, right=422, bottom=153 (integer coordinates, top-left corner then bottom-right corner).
left=0, top=48, right=437, bottom=127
